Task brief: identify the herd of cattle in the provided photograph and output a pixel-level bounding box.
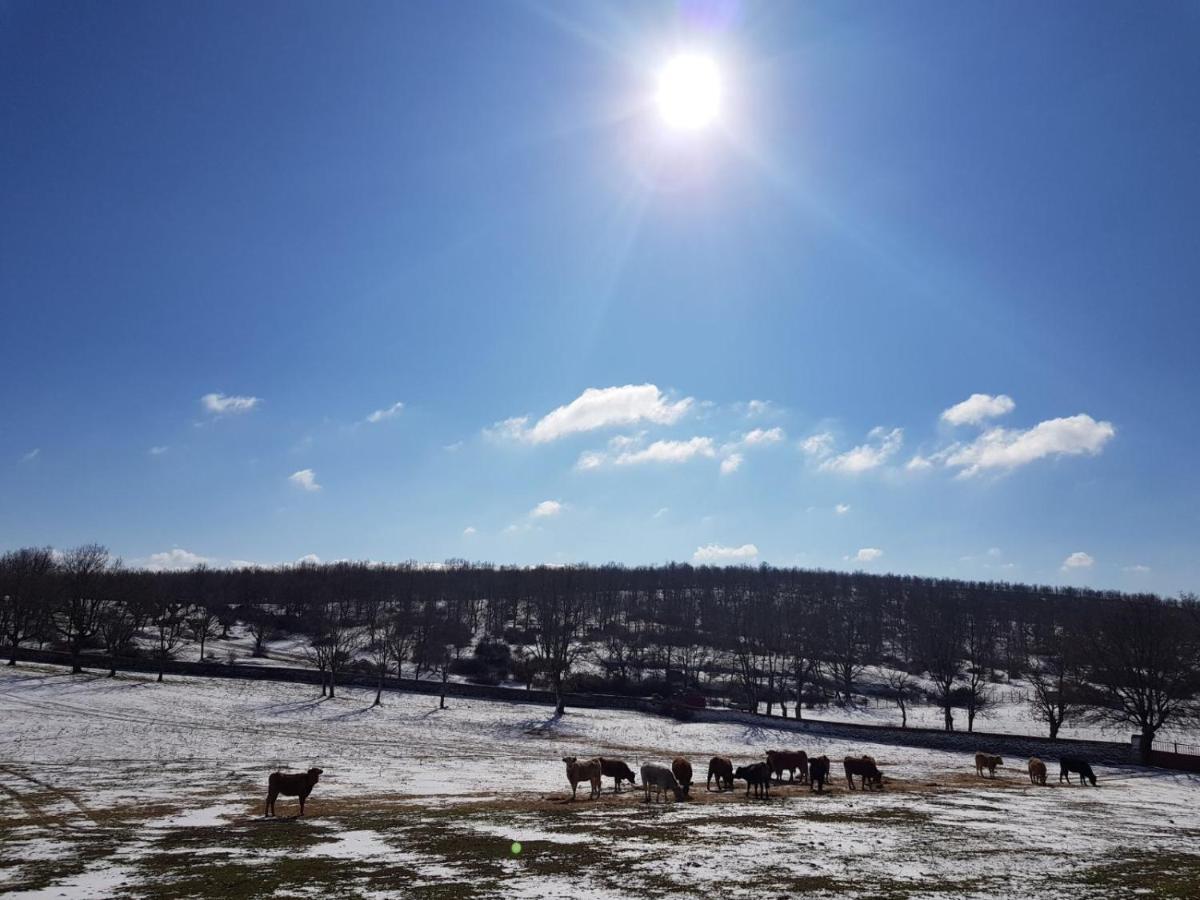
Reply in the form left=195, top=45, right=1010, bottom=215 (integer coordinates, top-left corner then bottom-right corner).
left=259, top=750, right=1101, bottom=816
left=561, top=750, right=882, bottom=802
left=560, top=749, right=1100, bottom=803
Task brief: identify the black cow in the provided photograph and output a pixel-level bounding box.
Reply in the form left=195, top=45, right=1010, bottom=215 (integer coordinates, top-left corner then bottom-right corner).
left=1059, top=757, right=1097, bottom=786
left=808, top=755, right=830, bottom=792
left=599, top=757, right=637, bottom=793
left=734, top=762, right=772, bottom=799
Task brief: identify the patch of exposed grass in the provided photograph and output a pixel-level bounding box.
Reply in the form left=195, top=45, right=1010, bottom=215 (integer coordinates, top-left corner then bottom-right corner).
left=1066, top=852, right=1200, bottom=899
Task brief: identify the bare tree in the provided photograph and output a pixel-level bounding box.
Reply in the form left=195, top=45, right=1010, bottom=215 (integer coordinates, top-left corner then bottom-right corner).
left=1026, top=625, right=1082, bottom=740
left=1084, top=596, right=1200, bottom=762
left=305, top=600, right=362, bottom=699
left=885, top=669, right=916, bottom=729
left=924, top=615, right=963, bottom=732
left=97, top=572, right=147, bottom=676
left=530, top=567, right=586, bottom=716
left=150, top=585, right=190, bottom=683
left=0, top=547, right=54, bottom=666
left=962, top=613, right=995, bottom=733
left=52, top=544, right=110, bottom=673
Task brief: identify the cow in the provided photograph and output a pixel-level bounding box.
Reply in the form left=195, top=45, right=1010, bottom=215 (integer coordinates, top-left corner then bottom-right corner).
left=641, top=763, right=685, bottom=803
left=843, top=755, right=883, bottom=791
left=1028, top=757, right=1048, bottom=786
left=265, top=767, right=323, bottom=817
left=599, top=757, right=637, bottom=793
left=975, top=752, right=1003, bottom=778
left=766, top=749, right=809, bottom=784
left=562, top=756, right=602, bottom=800
left=1059, top=757, right=1098, bottom=786
left=707, top=756, right=734, bottom=792
left=808, top=755, right=830, bottom=792
left=734, top=762, right=772, bottom=799
left=671, top=757, right=694, bottom=798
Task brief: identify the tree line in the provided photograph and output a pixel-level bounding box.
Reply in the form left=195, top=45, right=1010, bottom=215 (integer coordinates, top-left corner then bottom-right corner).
left=2, top=545, right=1198, bottom=761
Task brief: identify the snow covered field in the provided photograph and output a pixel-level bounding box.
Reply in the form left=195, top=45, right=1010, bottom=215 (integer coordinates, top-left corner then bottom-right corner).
left=2, top=664, right=1199, bottom=899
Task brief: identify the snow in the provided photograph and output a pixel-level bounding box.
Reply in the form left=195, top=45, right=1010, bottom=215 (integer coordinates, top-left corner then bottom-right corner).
left=2, top=662, right=1199, bottom=898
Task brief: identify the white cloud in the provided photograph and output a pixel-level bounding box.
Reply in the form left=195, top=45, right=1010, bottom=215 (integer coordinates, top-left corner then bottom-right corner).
left=575, top=450, right=607, bottom=470
left=941, top=393, right=1016, bottom=426
left=463, top=526, right=477, bottom=536
left=944, top=415, right=1115, bottom=477
left=819, top=427, right=904, bottom=474
left=148, top=446, right=168, bottom=456
left=1062, top=551, right=1095, bottom=571
left=614, top=436, right=715, bottom=467
left=201, top=392, right=261, bottom=415
left=530, top=499, right=563, bottom=518
left=741, top=427, right=785, bottom=447
left=488, top=384, right=692, bottom=444
left=443, top=441, right=464, bottom=452
left=987, top=547, right=1002, bottom=557
left=851, top=547, right=883, bottom=563
left=229, top=559, right=269, bottom=569
left=289, top=468, right=321, bottom=492
left=483, top=416, right=530, bottom=442
left=138, top=548, right=211, bottom=572
left=1124, top=564, right=1151, bottom=574
left=693, top=543, right=759, bottom=564
left=364, top=401, right=404, bottom=424
left=800, top=432, right=836, bottom=459
left=18, top=448, right=40, bottom=463
left=652, top=507, right=670, bottom=519
left=906, top=455, right=934, bottom=472
left=835, top=503, right=851, bottom=515
left=741, top=399, right=774, bottom=418
left=296, top=554, right=321, bottom=565
left=720, top=453, right=744, bottom=475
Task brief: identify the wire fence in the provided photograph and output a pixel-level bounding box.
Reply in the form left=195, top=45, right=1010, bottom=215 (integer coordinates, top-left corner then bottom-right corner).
left=1153, top=740, right=1200, bottom=757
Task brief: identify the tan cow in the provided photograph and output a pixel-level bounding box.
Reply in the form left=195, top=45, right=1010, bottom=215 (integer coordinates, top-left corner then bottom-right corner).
left=562, top=756, right=602, bottom=800
left=1028, top=757, right=1048, bottom=786
left=975, top=752, right=1003, bottom=778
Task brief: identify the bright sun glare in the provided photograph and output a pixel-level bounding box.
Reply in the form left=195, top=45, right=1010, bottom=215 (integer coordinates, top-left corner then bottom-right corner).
left=656, top=53, right=721, bottom=131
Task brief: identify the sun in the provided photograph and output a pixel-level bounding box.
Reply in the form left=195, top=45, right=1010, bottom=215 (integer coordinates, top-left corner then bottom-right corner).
left=655, top=53, right=722, bottom=131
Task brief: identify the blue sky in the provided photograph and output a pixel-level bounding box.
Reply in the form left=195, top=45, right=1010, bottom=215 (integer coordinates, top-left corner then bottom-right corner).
left=2, top=1, right=1198, bottom=592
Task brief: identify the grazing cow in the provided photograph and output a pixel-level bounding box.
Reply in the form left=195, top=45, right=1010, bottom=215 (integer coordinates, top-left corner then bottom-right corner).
left=707, top=756, right=734, bottom=792
left=734, top=762, right=772, bottom=799
left=562, top=756, right=602, bottom=800
left=843, top=755, right=883, bottom=791
left=1028, top=757, right=1048, bottom=786
left=1059, top=757, right=1098, bottom=787
left=599, top=757, right=637, bottom=793
left=265, top=767, right=323, bottom=817
left=975, top=752, right=1003, bottom=778
left=766, top=749, right=809, bottom=784
left=808, top=755, right=830, bottom=792
left=641, top=763, right=685, bottom=803
left=671, top=757, right=694, bottom=797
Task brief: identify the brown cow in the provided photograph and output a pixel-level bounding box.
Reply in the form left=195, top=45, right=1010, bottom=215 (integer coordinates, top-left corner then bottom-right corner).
left=843, top=755, right=882, bottom=791
left=599, top=757, right=637, bottom=793
left=671, top=757, right=694, bottom=797
left=1028, top=757, right=1047, bottom=786
left=808, top=755, right=830, bottom=792
left=265, top=767, right=323, bottom=817
left=707, top=756, right=734, bottom=792
left=766, top=749, right=808, bottom=784
left=975, top=752, right=1003, bottom=778
left=562, top=756, right=602, bottom=800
